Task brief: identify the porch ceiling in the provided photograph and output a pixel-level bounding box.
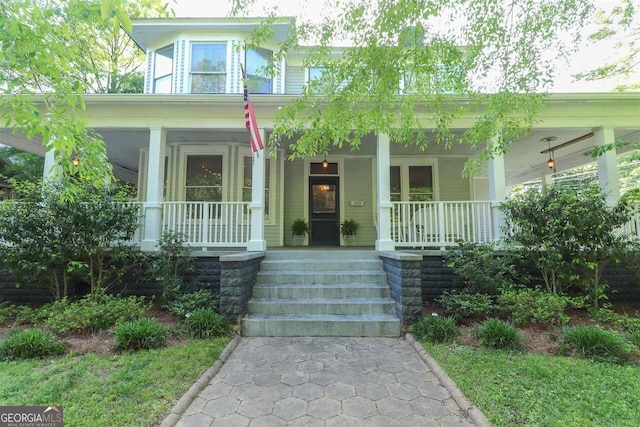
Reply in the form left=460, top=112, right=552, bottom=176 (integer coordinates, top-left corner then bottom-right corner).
left=1, top=93, right=638, bottom=188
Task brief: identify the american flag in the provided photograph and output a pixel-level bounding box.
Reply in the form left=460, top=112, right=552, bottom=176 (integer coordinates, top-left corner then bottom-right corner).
left=241, top=64, right=264, bottom=153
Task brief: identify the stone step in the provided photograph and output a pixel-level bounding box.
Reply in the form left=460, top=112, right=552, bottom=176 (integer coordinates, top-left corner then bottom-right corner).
left=248, top=298, right=397, bottom=315
left=264, top=250, right=379, bottom=261
left=259, top=259, right=383, bottom=272
left=252, top=284, right=391, bottom=299
left=256, top=271, right=387, bottom=285
left=242, top=314, right=401, bottom=337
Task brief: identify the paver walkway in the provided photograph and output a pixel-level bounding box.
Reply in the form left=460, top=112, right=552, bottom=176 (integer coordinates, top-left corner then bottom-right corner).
left=176, top=337, right=476, bottom=426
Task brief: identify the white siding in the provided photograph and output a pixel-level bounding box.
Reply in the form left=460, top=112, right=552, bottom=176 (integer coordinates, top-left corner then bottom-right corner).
left=145, top=53, right=152, bottom=94
left=285, top=66, right=305, bottom=94
left=438, top=157, right=471, bottom=201
left=343, top=158, right=376, bottom=246
left=231, top=41, right=242, bottom=93
left=283, top=159, right=306, bottom=245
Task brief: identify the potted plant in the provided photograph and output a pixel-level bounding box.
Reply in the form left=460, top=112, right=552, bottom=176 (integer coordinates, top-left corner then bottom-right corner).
left=291, top=218, right=310, bottom=246
left=340, top=218, right=360, bottom=246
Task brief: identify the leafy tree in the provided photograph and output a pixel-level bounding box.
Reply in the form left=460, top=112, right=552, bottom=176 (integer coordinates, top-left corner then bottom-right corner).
left=233, top=0, right=594, bottom=170
left=500, top=184, right=634, bottom=308
left=60, top=0, right=170, bottom=94
left=0, top=0, right=112, bottom=188
left=575, top=0, right=639, bottom=91
left=0, top=178, right=142, bottom=300
left=0, top=146, right=44, bottom=183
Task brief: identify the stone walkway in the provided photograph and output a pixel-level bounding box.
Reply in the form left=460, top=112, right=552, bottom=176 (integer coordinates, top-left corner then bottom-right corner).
left=175, top=337, right=477, bottom=426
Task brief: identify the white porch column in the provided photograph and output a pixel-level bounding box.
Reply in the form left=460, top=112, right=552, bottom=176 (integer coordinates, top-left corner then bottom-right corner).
left=541, top=173, right=553, bottom=189
left=488, top=138, right=507, bottom=242
left=594, top=126, right=620, bottom=206
left=42, top=142, right=61, bottom=180
left=247, top=128, right=267, bottom=251
left=140, top=127, right=166, bottom=252
left=375, top=133, right=395, bottom=251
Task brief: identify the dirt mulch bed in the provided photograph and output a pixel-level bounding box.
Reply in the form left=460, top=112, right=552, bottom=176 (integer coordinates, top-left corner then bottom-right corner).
left=0, top=304, right=187, bottom=356
left=422, top=301, right=640, bottom=356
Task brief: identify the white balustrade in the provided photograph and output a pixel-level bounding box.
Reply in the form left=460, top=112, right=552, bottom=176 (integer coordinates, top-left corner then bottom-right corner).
left=161, top=202, right=251, bottom=247
left=391, top=201, right=493, bottom=248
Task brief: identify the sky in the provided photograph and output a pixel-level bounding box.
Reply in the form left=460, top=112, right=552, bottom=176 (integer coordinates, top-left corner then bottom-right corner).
left=170, top=0, right=636, bottom=93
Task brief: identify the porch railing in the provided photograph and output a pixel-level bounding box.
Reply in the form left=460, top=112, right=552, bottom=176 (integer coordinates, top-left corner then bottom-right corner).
left=162, top=201, right=251, bottom=247
left=622, top=203, right=640, bottom=240
left=391, top=201, right=493, bottom=248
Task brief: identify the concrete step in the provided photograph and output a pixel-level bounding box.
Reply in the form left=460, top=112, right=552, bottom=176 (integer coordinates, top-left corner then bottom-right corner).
left=242, top=314, right=401, bottom=337
left=264, top=250, right=379, bottom=261
left=248, top=298, right=397, bottom=315
left=252, top=284, right=391, bottom=299
left=256, top=271, right=387, bottom=285
left=259, top=259, right=383, bottom=272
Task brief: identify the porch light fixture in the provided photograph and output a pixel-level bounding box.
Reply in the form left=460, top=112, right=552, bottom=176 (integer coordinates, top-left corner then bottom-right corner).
left=540, top=137, right=557, bottom=173
left=322, top=155, right=329, bottom=168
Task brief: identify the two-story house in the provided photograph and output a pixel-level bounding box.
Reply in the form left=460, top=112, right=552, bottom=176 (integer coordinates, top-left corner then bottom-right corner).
left=1, top=17, right=639, bottom=253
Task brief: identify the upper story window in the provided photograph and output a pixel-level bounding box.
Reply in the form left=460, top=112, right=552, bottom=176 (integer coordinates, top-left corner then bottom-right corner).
left=191, top=43, right=227, bottom=94
left=245, top=47, right=272, bottom=93
left=308, top=67, right=326, bottom=83
left=153, top=44, right=174, bottom=94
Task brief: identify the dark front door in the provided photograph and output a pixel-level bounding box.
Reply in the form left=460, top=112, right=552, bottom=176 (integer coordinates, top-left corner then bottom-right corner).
left=309, top=176, right=339, bottom=245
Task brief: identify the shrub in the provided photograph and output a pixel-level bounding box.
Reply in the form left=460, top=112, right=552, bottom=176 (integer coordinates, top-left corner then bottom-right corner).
left=166, top=290, right=219, bottom=318
left=471, top=318, right=522, bottom=351
left=0, top=302, right=22, bottom=325
left=0, top=328, right=65, bottom=360
left=437, top=291, right=496, bottom=319
left=497, top=288, right=570, bottom=325
left=23, top=294, right=150, bottom=334
left=412, top=315, right=458, bottom=343
left=589, top=308, right=640, bottom=332
left=559, top=325, right=630, bottom=364
left=114, top=318, right=167, bottom=351
left=444, top=241, right=523, bottom=294
left=184, top=309, right=229, bottom=339
left=500, top=184, right=634, bottom=307
left=148, top=232, right=200, bottom=305
left=0, top=179, right=142, bottom=300
left=626, top=329, right=640, bottom=349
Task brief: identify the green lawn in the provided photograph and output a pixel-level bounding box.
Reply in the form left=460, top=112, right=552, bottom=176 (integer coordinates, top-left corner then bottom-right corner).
left=424, top=343, right=640, bottom=427
left=0, top=338, right=229, bottom=426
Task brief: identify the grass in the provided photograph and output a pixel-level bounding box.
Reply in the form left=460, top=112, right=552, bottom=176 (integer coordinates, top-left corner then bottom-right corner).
left=424, top=342, right=640, bottom=426
left=0, top=338, right=229, bottom=426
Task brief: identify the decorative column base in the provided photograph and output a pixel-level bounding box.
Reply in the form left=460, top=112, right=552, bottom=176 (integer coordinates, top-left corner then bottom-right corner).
left=375, top=239, right=395, bottom=251
left=247, top=239, right=267, bottom=251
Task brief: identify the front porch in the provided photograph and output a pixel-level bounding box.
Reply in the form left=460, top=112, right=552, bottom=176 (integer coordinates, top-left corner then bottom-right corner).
left=128, top=199, right=640, bottom=250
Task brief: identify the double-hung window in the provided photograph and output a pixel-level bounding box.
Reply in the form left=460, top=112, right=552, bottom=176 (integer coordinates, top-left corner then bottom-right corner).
left=191, top=43, right=227, bottom=93
left=390, top=161, right=436, bottom=201
left=245, top=47, right=272, bottom=93
left=153, top=44, right=174, bottom=93
left=185, top=155, right=223, bottom=201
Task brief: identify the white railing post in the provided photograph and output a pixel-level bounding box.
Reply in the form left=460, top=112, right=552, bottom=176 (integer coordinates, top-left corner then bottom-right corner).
left=437, top=202, right=446, bottom=248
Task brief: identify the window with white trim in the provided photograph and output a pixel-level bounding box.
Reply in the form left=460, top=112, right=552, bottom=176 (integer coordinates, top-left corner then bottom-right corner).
left=245, top=47, right=272, bottom=93
left=153, top=44, right=174, bottom=93
left=185, top=155, right=223, bottom=201
left=390, top=161, right=436, bottom=201
left=190, top=43, right=227, bottom=93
